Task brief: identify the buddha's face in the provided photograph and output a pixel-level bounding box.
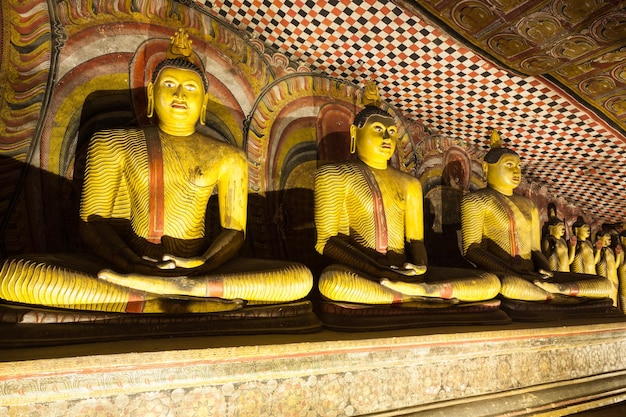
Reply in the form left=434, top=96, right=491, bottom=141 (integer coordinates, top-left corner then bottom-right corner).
left=151, top=67, right=206, bottom=129
left=549, top=223, right=565, bottom=238
left=353, top=114, right=397, bottom=168
left=599, top=234, right=612, bottom=247
left=485, top=153, right=521, bottom=192
left=575, top=224, right=590, bottom=239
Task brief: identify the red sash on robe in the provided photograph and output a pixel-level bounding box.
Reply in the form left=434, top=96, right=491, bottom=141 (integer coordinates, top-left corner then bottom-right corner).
left=355, top=161, right=388, bottom=254
left=145, top=127, right=164, bottom=244
left=491, top=191, right=520, bottom=257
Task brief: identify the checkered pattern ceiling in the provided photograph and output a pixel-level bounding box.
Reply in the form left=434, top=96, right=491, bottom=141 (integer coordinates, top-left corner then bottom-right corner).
left=203, top=0, right=626, bottom=223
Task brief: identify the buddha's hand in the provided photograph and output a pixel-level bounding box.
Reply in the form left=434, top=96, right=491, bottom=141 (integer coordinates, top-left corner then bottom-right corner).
left=569, top=235, right=577, bottom=246
left=159, top=254, right=205, bottom=269
left=134, top=255, right=203, bottom=273
left=119, top=256, right=179, bottom=275
left=537, top=269, right=553, bottom=280
left=391, top=262, right=427, bottom=276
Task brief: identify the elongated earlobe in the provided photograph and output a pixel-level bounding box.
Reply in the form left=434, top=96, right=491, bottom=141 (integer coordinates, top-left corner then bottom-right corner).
left=200, top=96, right=208, bottom=125
left=349, top=125, right=357, bottom=154
left=146, top=82, right=154, bottom=118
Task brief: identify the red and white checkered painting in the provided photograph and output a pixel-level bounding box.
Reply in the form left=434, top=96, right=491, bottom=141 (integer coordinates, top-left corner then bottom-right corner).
left=202, top=0, right=626, bottom=223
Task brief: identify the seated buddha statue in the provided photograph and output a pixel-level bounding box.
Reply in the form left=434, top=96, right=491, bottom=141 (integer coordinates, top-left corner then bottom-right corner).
left=0, top=29, right=312, bottom=314
left=461, top=131, right=612, bottom=303
left=314, top=95, right=501, bottom=307
left=541, top=203, right=574, bottom=272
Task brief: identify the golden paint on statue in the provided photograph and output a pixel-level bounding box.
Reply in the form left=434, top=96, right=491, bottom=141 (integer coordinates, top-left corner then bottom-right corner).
left=461, top=131, right=613, bottom=303
left=0, top=29, right=312, bottom=314
left=619, top=232, right=626, bottom=312
left=541, top=203, right=574, bottom=272
left=314, top=84, right=501, bottom=307
left=570, top=216, right=598, bottom=275
left=594, top=230, right=620, bottom=306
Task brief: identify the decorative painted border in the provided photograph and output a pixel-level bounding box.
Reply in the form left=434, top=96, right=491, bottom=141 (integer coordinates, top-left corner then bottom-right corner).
left=2, top=322, right=626, bottom=416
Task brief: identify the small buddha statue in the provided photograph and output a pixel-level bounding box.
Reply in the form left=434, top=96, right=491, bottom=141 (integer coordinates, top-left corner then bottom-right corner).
left=0, top=29, right=312, bottom=314
left=314, top=86, right=501, bottom=306
left=541, top=203, right=574, bottom=272
left=618, top=232, right=626, bottom=312
left=570, top=216, right=599, bottom=275
left=461, top=131, right=612, bottom=302
left=594, top=230, right=619, bottom=306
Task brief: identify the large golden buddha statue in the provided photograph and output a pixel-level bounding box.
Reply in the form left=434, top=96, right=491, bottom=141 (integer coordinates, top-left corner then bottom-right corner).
left=461, top=132, right=612, bottom=305
left=0, top=29, right=312, bottom=315
left=314, top=88, right=501, bottom=313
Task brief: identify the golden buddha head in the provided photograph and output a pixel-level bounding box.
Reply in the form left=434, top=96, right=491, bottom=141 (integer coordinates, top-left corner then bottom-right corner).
left=546, top=203, right=566, bottom=238
left=596, top=230, right=612, bottom=248
left=350, top=106, right=397, bottom=168
left=483, top=131, right=521, bottom=194
left=146, top=29, right=209, bottom=133
left=572, top=217, right=591, bottom=239
left=483, top=152, right=521, bottom=192
left=548, top=222, right=566, bottom=238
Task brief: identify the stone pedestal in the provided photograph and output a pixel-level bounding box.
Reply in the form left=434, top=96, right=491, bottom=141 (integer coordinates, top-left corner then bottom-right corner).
left=2, top=320, right=626, bottom=416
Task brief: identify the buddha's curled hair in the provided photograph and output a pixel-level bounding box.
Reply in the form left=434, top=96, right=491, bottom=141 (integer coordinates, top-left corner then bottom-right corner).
left=483, top=130, right=519, bottom=163
left=483, top=147, right=519, bottom=164
left=353, top=105, right=393, bottom=128
left=152, top=58, right=209, bottom=92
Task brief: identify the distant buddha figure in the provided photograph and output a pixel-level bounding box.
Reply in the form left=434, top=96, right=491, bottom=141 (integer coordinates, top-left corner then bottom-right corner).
left=541, top=203, right=574, bottom=272
left=618, top=232, right=626, bottom=312
left=570, top=216, right=599, bottom=275
left=461, top=131, right=612, bottom=302
left=594, top=230, right=620, bottom=306
left=314, top=87, right=500, bottom=306
left=0, top=29, right=312, bottom=313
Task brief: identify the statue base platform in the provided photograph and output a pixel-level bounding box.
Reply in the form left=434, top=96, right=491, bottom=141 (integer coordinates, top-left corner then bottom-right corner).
left=0, top=301, right=322, bottom=347
left=317, top=299, right=512, bottom=331
left=500, top=297, right=619, bottom=321
left=2, top=317, right=626, bottom=416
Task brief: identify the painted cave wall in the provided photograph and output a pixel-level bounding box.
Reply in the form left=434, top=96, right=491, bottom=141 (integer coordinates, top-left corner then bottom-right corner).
left=0, top=0, right=598, bottom=265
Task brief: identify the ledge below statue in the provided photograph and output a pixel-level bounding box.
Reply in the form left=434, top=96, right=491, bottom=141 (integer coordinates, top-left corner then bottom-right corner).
left=2, top=318, right=626, bottom=416
left=0, top=300, right=322, bottom=347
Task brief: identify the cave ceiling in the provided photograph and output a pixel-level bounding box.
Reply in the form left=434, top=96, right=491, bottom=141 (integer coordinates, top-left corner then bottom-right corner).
left=208, top=0, right=626, bottom=223
left=1, top=0, right=623, bottom=227
left=409, top=0, right=626, bottom=128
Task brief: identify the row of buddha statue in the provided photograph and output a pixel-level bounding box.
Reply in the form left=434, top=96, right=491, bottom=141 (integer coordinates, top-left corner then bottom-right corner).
left=0, top=30, right=621, bottom=328
left=542, top=209, right=626, bottom=309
